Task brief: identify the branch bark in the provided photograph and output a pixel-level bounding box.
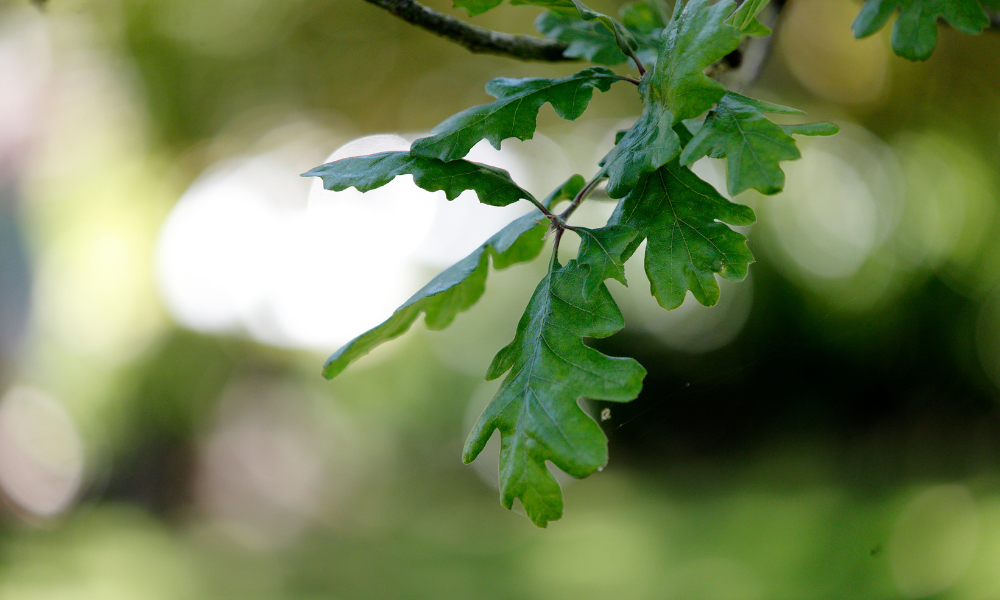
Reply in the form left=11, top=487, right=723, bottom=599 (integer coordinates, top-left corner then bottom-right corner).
left=363, top=0, right=577, bottom=62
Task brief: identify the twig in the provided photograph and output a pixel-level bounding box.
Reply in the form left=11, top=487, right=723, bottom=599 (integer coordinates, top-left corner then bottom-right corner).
left=363, top=0, right=577, bottom=62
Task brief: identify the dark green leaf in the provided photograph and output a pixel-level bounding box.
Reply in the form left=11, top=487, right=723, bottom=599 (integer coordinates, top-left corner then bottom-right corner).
left=574, top=225, right=639, bottom=298
left=601, top=104, right=683, bottom=199
left=852, top=0, right=989, bottom=61
left=679, top=92, right=839, bottom=196
left=410, top=67, right=622, bottom=162
left=655, top=0, right=744, bottom=123
left=321, top=176, right=586, bottom=379
left=535, top=12, right=629, bottom=65
left=609, top=161, right=756, bottom=309
left=303, top=151, right=534, bottom=207
left=534, top=0, right=668, bottom=67
left=464, top=258, right=646, bottom=527
left=601, top=0, right=745, bottom=198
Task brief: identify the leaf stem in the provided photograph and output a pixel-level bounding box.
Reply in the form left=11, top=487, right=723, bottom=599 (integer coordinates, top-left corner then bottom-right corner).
left=558, top=174, right=604, bottom=221
left=552, top=226, right=566, bottom=262
left=628, top=49, right=647, bottom=77
left=619, top=75, right=642, bottom=86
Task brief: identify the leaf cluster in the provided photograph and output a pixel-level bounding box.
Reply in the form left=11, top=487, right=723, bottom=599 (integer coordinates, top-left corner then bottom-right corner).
left=302, top=0, right=975, bottom=526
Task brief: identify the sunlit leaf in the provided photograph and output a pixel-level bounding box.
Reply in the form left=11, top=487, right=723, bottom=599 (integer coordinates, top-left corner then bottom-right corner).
left=609, top=160, right=756, bottom=309
left=852, top=0, right=989, bottom=61
left=410, top=67, right=623, bottom=162
left=322, top=176, right=585, bottom=379
left=464, top=257, right=646, bottom=526
left=680, top=92, right=839, bottom=196
left=304, top=151, right=535, bottom=207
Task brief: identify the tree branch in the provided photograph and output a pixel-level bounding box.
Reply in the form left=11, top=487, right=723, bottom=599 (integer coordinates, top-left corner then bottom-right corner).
left=363, top=0, right=578, bottom=62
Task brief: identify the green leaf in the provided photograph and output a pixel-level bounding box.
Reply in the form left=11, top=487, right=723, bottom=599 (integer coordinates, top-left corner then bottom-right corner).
left=609, top=161, right=756, bottom=309
left=535, top=11, right=628, bottom=66
left=535, top=12, right=629, bottom=65
left=679, top=92, right=839, bottom=196
left=303, top=151, right=534, bottom=207
left=534, top=0, right=670, bottom=67
left=464, top=257, right=646, bottom=527
left=601, top=0, right=745, bottom=198
left=726, top=0, right=772, bottom=36
left=322, top=176, right=586, bottom=379
left=562, top=0, right=642, bottom=58
left=410, top=67, right=622, bottom=162
left=620, top=0, right=668, bottom=33
left=453, top=0, right=509, bottom=17
left=601, top=106, right=684, bottom=199
left=852, top=0, right=989, bottom=61
left=574, top=225, right=639, bottom=299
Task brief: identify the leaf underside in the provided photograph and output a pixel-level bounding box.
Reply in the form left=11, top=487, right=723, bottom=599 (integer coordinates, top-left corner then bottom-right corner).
left=411, top=66, right=622, bottom=162
left=463, top=258, right=646, bottom=527
left=303, top=151, right=534, bottom=207
left=320, top=176, right=585, bottom=379
left=852, top=0, right=990, bottom=61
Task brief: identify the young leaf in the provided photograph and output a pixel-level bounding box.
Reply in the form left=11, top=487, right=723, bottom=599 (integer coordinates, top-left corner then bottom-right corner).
left=601, top=0, right=745, bottom=198
left=679, top=92, right=839, bottom=196
left=321, top=176, right=586, bottom=379
left=463, top=258, right=646, bottom=527
left=574, top=225, right=639, bottom=299
left=852, top=0, right=989, bottom=61
left=304, top=151, right=534, bottom=207
left=609, top=161, right=756, bottom=309
left=410, top=67, right=622, bottom=162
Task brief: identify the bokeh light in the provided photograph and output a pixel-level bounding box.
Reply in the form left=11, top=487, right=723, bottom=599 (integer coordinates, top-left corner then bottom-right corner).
left=0, top=386, right=84, bottom=518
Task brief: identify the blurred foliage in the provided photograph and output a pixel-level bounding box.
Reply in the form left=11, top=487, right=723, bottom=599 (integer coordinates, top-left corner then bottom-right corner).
left=2, top=0, right=1000, bottom=598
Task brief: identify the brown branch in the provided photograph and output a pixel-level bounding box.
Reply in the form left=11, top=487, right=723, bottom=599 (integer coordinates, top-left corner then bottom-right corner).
left=363, top=0, right=578, bottom=62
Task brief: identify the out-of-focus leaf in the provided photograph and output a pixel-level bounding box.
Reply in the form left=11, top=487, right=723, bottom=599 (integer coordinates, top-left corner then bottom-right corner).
left=535, top=0, right=668, bottom=67
left=609, top=161, right=756, bottom=309
left=852, top=0, right=989, bottom=61
left=321, top=176, right=586, bottom=379
left=303, top=151, right=534, bottom=207
left=535, top=12, right=630, bottom=65
left=601, top=0, right=744, bottom=198
left=679, top=92, right=839, bottom=196
left=464, top=258, right=646, bottom=526
left=727, top=0, right=772, bottom=36
left=574, top=225, right=638, bottom=298
left=410, top=67, right=622, bottom=162
left=620, top=0, right=668, bottom=32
